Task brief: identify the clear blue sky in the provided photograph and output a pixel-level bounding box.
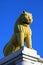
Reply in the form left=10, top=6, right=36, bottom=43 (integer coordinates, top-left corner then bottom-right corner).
left=0, top=0, right=43, bottom=59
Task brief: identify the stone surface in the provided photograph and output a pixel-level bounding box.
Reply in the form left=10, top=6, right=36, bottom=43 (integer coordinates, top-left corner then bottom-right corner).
left=0, top=47, right=43, bottom=65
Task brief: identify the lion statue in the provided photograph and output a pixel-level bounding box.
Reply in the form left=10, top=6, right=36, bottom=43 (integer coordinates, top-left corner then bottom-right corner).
left=3, top=11, right=33, bottom=56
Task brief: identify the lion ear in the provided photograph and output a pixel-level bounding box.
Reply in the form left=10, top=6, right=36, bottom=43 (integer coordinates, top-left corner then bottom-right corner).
left=22, top=11, right=25, bottom=14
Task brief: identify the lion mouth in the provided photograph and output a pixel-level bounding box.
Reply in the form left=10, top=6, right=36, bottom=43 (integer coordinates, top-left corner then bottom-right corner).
left=23, top=22, right=29, bottom=24
left=22, top=20, right=29, bottom=24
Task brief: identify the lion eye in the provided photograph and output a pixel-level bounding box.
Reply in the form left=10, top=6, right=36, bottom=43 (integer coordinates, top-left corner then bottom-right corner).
left=29, top=19, right=31, bottom=21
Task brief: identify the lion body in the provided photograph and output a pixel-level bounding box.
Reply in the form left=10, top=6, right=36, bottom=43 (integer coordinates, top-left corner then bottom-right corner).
left=3, top=11, right=33, bottom=56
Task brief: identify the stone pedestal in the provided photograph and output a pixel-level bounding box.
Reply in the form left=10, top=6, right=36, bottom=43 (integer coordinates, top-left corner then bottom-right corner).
left=0, top=47, right=43, bottom=65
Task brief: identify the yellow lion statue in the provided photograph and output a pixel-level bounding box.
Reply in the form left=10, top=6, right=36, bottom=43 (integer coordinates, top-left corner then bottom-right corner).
left=3, top=11, right=33, bottom=56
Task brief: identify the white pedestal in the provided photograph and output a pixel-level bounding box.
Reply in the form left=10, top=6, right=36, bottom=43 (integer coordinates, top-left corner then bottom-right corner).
left=0, top=47, right=43, bottom=65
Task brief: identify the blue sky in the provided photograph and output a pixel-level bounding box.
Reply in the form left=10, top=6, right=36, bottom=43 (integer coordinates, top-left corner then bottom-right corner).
left=0, top=0, right=43, bottom=59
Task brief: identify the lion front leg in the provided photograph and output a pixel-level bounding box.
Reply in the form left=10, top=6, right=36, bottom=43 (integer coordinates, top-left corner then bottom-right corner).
left=16, top=32, right=24, bottom=47
left=25, top=34, right=32, bottom=48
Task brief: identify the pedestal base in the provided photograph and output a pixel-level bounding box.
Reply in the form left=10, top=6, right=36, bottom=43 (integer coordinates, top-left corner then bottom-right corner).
left=0, top=47, right=43, bottom=65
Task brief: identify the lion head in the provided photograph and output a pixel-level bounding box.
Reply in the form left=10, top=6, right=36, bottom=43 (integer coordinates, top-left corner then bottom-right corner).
left=19, top=11, right=33, bottom=25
